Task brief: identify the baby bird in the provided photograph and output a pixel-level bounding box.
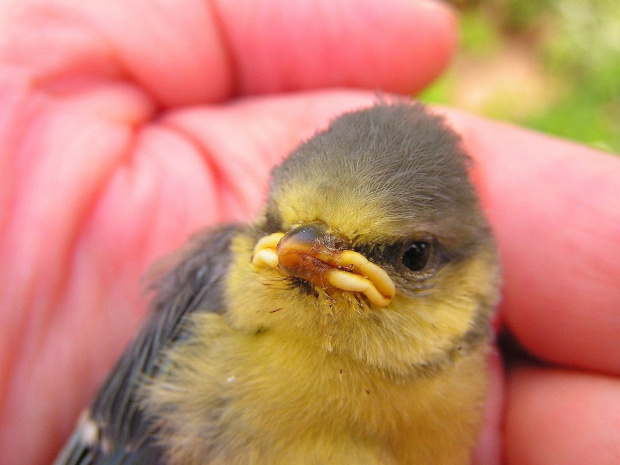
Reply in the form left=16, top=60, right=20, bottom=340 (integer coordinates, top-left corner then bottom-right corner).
left=54, top=101, right=501, bottom=465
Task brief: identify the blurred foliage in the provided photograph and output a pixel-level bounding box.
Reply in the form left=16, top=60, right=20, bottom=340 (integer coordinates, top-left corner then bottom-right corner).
left=421, top=0, right=620, bottom=153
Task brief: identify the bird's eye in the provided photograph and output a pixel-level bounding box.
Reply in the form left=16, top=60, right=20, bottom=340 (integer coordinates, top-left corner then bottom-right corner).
left=402, top=242, right=432, bottom=271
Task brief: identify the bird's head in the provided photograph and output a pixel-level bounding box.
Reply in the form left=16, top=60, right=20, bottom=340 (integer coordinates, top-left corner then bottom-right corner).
left=226, top=102, right=500, bottom=375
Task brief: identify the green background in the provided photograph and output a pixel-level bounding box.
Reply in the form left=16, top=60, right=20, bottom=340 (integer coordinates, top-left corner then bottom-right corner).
left=420, top=0, right=620, bottom=154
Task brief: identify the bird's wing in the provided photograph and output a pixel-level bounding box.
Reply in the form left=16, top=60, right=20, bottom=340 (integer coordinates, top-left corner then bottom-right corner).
left=54, top=225, right=243, bottom=465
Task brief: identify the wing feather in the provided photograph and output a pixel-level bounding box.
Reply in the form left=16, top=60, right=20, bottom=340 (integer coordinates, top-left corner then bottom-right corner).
left=54, top=225, right=242, bottom=465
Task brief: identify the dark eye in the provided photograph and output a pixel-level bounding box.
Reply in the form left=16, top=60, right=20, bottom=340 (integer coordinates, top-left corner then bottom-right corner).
left=402, top=242, right=432, bottom=271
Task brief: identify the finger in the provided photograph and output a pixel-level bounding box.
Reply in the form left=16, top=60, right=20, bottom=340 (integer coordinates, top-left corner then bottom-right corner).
left=443, top=109, right=620, bottom=375
left=214, top=0, right=456, bottom=98
left=1, top=0, right=456, bottom=106
left=505, top=366, right=620, bottom=465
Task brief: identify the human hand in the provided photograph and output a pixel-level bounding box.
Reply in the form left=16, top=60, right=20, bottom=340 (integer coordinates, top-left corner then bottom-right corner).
left=0, top=1, right=456, bottom=464
left=1, top=1, right=619, bottom=465
left=446, top=109, right=620, bottom=465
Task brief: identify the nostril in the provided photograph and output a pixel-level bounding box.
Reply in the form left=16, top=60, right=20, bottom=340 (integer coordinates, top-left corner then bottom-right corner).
left=279, top=222, right=350, bottom=254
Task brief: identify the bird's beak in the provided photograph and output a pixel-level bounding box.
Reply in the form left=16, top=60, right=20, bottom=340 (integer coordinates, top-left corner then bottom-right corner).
left=252, top=223, right=395, bottom=307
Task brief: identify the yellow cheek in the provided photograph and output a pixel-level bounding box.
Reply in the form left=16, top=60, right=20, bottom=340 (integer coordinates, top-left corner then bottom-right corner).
left=225, top=233, right=310, bottom=333
left=405, top=246, right=499, bottom=345
left=355, top=245, right=499, bottom=372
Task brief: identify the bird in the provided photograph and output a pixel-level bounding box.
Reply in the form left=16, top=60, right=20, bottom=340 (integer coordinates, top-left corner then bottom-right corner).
left=54, top=101, right=501, bottom=465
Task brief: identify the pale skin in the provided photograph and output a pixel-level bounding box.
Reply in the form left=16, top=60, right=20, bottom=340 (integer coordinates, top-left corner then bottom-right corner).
left=0, top=1, right=618, bottom=465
